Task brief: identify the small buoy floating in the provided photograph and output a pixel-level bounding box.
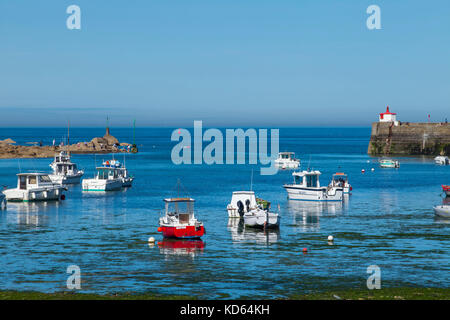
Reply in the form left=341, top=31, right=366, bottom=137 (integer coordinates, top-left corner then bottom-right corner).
left=302, top=248, right=308, bottom=253
left=371, top=168, right=375, bottom=171
left=328, top=235, right=334, bottom=242
left=148, top=237, right=155, bottom=243
left=157, top=227, right=162, bottom=232
left=361, top=169, right=365, bottom=173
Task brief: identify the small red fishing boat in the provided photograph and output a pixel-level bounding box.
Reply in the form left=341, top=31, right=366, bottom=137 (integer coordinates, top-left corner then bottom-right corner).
left=443, top=185, right=450, bottom=197
left=158, top=197, right=205, bottom=239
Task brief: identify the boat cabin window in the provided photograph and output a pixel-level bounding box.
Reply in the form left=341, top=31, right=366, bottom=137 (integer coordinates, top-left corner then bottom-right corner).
left=166, top=201, right=194, bottom=215
left=19, top=176, right=27, bottom=189
left=28, top=176, right=37, bottom=185
left=179, top=213, right=190, bottom=224
left=306, top=175, right=318, bottom=187
left=294, top=175, right=302, bottom=185
left=39, top=175, right=52, bottom=183
left=97, top=169, right=118, bottom=179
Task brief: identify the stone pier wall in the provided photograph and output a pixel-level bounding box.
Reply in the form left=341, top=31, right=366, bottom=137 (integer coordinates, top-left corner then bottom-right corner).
left=368, top=122, right=450, bottom=156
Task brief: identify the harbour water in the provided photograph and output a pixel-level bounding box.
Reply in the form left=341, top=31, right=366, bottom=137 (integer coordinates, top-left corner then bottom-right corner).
left=0, top=127, right=449, bottom=298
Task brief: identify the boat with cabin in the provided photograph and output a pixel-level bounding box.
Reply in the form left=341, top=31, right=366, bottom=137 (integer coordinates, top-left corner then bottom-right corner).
left=283, top=170, right=344, bottom=201
left=274, top=152, right=300, bottom=169
left=243, top=200, right=280, bottom=229
left=102, top=159, right=134, bottom=187
left=82, top=163, right=123, bottom=191
left=435, top=156, right=449, bottom=165
left=379, top=159, right=400, bottom=168
left=158, top=197, right=205, bottom=239
left=330, top=172, right=352, bottom=194
left=443, top=185, right=450, bottom=197
left=49, top=151, right=84, bottom=184
left=3, top=173, right=66, bottom=202
left=227, top=191, right=258, bottom=218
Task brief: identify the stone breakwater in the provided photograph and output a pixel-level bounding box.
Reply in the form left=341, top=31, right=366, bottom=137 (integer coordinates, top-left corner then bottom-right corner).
left=368, top=122, right=450, bottom=156
left=0, top=131, right=132, bottom=159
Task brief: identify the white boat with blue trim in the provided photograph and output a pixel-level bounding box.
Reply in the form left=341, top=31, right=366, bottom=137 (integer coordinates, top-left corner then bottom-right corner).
left=283, top=170, right=343, bottom=201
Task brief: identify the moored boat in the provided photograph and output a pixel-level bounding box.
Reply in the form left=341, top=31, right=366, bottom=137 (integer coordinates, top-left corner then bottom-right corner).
left=102, top=159, right=134, bottom=187
left=330, top=172, right=352, bottom=194
left=49, top=151, right=84, bottom=184
left=283, top=170, right=343, bottom=201
left=3, top=173, right=66, bottom=202
left=434, top=205, right=450, bottom=218
left=226, top=191, right=258, bottom=218
left=274, top=152, right=300, bottom=169
left=443, top=185, right=450, bottom=197
left=158, top=197, right=205, bottom=239
left=82, top=164, right=123, bottom=191
left=243, top=207, right=280, bottom=229
left=434, top=156, right=449, bottom=165
left=379, top=159, right=400, bottom=168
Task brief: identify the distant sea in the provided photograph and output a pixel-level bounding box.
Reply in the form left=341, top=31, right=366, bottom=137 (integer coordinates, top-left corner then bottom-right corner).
left=0, top=127, right=449, bottom=298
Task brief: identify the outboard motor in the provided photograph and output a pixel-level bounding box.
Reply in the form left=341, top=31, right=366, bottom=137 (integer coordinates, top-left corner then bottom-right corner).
left=245, top=199, right=251, bottom=213
left=237, top=200, right=245, bottom=218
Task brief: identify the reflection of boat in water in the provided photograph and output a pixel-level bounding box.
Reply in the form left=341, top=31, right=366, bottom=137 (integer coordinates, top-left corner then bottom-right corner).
left=227, top=218, right=279, bottom=245
left=287, top=200, right=344, bottom=231
left=0, top=191, right=6, bottom=209
left=157, top=239, right=204, bottom=258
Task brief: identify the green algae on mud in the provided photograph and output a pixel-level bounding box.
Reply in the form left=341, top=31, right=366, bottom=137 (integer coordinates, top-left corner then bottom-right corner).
left=286, top=287, right=450, bottom=300
left=1, top=288, right=449, bottom=300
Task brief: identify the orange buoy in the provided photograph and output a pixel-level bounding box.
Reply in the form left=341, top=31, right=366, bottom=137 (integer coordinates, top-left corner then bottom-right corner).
left=303, top=248, right=308, bottom=253
left=157, top=227, right=162, bottom=232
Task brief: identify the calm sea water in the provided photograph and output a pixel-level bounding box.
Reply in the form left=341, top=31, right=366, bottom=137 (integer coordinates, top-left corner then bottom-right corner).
left=0, top=127, right=449, bottom=299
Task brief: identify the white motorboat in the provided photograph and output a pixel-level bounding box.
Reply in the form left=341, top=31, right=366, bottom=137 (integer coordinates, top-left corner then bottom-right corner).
left=226, top=191, right=258, bottom=218
left=49, top=151, right=84, bottom=184
left=379, top=159, right=400, bottom=168
left=283, top=170, right=343, bottom=201
left=82, top=164, right=123, bottom=191
left=243, top=207, right=280, bottom=229
left=434, top=156, right=449, bottom=165
left=330, top=172, right=352, bottom=194
left=274, top=152, right=300, bottom=169
left=102, top=159, right=134, bottom=187
left=3, top=173, right=66, bottom=202
left=434, top=205, right=450, bottom=218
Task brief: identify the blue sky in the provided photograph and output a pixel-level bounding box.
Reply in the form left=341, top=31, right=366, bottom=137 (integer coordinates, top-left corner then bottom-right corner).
left=0, top=0, right=449, bottom=127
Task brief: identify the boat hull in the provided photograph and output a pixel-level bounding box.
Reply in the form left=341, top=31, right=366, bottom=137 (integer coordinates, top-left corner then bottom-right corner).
left=49, top=172, right=83, bottom=185
left=284, top=185, right=343, bottom=201
left=3, top=188, right=64, bottom=202
left=244, top=210, right=280, bottom=229
left=434, top=205, right=450, bottom=218
left=82, top=179, right=123, bottom=191
left=275, top=160, right=300, bottom=169
left=159, top=225, right=205, bottom=239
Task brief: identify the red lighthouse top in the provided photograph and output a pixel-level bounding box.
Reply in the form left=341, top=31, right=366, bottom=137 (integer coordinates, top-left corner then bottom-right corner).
left=379, top=106, right=396, bottom=119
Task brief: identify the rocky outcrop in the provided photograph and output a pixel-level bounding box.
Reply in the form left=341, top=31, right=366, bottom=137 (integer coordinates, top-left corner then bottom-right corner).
left=368, top=122, right=450, bottom=156
left=0, top=128, right=133, bottom=159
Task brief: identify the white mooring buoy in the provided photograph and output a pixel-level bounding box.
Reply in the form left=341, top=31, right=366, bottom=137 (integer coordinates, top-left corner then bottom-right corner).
left=328, top=235, right=334, bottom=242
left=148, top=237, right=155, bottom=243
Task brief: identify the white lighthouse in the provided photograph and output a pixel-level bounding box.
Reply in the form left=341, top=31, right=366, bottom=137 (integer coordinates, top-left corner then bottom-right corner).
left=379, top=106, right=399, bottom=126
